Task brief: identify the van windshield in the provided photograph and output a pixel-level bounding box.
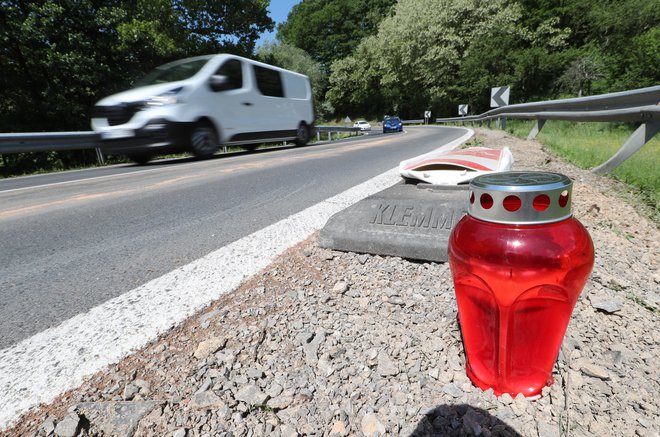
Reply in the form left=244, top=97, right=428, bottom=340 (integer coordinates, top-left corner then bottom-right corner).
left=134, top=57, right=211, bottom=87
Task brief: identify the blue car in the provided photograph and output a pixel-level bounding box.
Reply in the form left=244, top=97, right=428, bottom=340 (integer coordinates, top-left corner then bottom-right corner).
left=382, top=116, right=403, bottom=133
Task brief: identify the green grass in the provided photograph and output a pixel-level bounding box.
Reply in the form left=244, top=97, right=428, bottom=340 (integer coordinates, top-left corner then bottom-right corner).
left=504, top=120, right=659, bottom=221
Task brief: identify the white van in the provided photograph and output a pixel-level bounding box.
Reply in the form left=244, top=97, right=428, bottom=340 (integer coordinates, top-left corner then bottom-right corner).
left=91, top=54, right=315, bottom=164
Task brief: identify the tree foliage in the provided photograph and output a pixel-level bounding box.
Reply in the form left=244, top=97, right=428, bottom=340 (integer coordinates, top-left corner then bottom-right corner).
left=0, top=0, right=273, bottom=133
left=326, top=0, right=571, bottom=117
left=277, top=0, right=396, bottom=71
left=312, top=0, right=659, bottom=119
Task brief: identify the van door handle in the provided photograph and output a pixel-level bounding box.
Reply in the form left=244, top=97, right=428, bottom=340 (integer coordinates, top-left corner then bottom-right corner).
left=242, top=102, right=253, bottom=106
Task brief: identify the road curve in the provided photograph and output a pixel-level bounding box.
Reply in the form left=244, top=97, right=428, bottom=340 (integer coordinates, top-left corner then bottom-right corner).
left=0, top=126, right=468, bottom=349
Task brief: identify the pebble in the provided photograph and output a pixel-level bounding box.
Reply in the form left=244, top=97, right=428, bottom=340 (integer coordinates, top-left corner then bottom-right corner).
left=235, top=384, right=268, bottom=406
left=329, top=420, right=348, bottom=436
left=592, top=300, right=624, bottom=313
left=189, top=391, right=225, bottom=410
left=53, top=413, right=80, bottom=437
left=192, top=337, right=226, bottom=360
left=172, top=429, right=187, bottom=437
left=361, top=412, right=386, bottom=436
left=580, top=364, right=611, bottom=381
left=332, top=281, right=349, bottom=294
left=377, top=352, right=399, bottom=377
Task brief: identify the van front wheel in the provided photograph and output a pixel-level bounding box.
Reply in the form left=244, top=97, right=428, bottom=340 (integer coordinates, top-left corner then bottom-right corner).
left=294, top=122, right=310, bottom=146
left=190, top=123, right=220, bottom=159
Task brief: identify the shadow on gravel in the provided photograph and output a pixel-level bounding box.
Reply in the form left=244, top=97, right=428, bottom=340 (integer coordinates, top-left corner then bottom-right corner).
left=410, top=404, right=522, bottom=436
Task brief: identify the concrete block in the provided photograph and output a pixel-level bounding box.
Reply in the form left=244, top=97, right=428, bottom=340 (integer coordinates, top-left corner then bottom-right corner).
left=319, top=182, right=469, bottom=262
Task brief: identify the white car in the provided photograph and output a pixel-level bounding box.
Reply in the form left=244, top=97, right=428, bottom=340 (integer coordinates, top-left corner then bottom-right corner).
left=353, top=120, right=371, bottom=131
left=91, top=54, right=315, bottom=164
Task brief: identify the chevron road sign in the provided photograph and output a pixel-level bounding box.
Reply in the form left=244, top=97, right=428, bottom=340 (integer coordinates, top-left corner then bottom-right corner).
left=458, top=104, right=468, bottom=116
left=490, top=86, right=510, bottom=107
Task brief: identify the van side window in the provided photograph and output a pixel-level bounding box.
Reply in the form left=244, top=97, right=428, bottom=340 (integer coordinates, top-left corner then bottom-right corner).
left=253, top=66, right=284, bottom=97
left=215, top=59, right=243, bottom=90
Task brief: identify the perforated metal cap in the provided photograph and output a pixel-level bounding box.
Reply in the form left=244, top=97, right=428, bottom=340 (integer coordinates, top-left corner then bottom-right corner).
left=468, top=171, right=573, bottom=225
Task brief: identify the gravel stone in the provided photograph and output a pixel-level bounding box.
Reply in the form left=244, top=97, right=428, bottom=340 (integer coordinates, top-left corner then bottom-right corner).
left=53, top=412, right=80, bottom=437
left=361, top=412, right=386, bottom=436
left=193, top=337, right=226, bottom=360
left=580, top=364, right=611, bottom=380
left=235, top=384, right=268, bottom=406
left=172, top=429, right=187, bottom=437
left=332, top=281, right=349, bottom=294
left=376, top=351, right=399, bottom=377
left=40, top=416, right=56, bottom=435
left=591, top=300, right=624, bottom=313
left=189, top=391, right=226, bottom=410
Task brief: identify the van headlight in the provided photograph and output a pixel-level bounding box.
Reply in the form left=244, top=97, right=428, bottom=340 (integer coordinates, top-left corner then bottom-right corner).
left=144, top=87, right=185, bottom=107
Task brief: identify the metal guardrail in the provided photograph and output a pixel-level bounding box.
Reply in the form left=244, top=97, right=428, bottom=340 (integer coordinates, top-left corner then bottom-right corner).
left=315, top=125, right=360, bottom=141
left=0, top=131, right=106, bottom=164
left=0, top=131, right=100, bottom=154
left=0, top=126, right=361, bottom=165
left=435, top=85, right=660, bottom=174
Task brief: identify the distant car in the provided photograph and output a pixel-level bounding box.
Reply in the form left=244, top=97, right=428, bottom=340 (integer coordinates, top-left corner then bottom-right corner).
left=353, top=120, right=371, bottom=131
left=383, top=116, right=403, bottom=133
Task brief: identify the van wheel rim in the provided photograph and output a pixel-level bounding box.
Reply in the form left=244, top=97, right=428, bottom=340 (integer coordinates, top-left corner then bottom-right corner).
left=297, top=125, right=308, bottom=142
left=191, top=127, right=218, bottom=156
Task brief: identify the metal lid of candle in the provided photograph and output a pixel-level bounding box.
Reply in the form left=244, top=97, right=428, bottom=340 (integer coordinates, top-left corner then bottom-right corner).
left=468, top=171, right=573, bottom=225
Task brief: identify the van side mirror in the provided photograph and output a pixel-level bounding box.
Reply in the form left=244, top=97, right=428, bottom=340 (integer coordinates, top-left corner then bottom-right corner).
left=209, top=75, right=231, bottom=92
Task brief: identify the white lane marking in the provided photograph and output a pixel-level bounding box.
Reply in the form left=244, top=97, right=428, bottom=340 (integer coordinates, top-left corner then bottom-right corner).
left=0, top=129, right=469, bottom=428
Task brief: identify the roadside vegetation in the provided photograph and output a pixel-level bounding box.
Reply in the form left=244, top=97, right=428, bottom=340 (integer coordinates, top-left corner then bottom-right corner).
left=505, top=120, right=659, bottom=221
left=1, top=0, right=657, bottom=177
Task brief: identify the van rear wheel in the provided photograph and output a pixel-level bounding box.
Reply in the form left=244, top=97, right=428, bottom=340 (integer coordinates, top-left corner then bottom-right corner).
left=129, top=154, right=151, bottom=165
left=190, top=123, right=220, bottom=159
left=294, top=122, right=310, bottom=146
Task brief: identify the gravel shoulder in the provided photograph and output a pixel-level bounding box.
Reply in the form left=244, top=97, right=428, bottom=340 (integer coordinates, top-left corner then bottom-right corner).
left=3, top=128, right=659, bottom=437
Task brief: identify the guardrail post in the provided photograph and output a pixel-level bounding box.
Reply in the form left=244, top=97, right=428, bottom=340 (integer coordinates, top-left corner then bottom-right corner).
left=527, top=119, right=546, bottom=140
left=592, top=121, right=659, bottom=175
left=94, top=148, right=105, bottom=166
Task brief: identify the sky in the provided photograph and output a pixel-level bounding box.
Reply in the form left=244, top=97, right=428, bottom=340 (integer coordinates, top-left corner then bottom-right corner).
left=256, top=0, right=301, bottom=46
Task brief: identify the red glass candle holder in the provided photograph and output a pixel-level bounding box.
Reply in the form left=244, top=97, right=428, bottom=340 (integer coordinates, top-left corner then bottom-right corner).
left=448, top=171, right=594, bottom=397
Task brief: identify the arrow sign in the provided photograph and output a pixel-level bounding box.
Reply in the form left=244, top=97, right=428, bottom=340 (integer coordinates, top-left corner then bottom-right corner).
left=424, top=110, right=432, bottom=118
left=490, top=86, right=510, bottom=107
left=458, top=104, right=468, bottom=116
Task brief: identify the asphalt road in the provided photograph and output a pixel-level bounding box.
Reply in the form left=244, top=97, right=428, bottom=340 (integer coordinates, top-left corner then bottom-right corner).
left=0, top=126, right=468, bottom=349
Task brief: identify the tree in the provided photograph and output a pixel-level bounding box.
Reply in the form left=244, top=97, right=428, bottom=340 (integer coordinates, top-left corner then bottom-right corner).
left=326, top=0, right=569, bottom=118
left=173, top=0, right=273, bottom=55
left=277, top=0, right=395, bottom=71
left=0, top=0, right=274, bottom=133
left=558, top=56, right=605, bottom=97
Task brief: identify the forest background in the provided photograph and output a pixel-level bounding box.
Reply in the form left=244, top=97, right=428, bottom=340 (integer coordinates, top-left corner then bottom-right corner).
left=0, top=0, right=658, bottom=172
